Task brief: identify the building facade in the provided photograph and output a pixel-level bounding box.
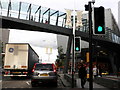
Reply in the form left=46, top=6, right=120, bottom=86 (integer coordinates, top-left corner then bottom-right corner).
left=0, top=29, right=10, bottom=67
left=1, top=29, right=10, bottom=52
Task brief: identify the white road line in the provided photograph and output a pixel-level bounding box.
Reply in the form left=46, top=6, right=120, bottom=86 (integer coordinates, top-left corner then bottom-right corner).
left=26, top=82, right=30, bottom=86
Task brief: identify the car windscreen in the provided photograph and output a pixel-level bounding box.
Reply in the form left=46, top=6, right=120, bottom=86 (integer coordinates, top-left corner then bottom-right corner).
left=35, top=64, right=53, bottom=71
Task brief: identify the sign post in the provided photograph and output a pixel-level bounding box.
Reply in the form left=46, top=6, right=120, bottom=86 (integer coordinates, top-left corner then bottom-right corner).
left=72, top=8, right=76, bottom=88
left=88, top=2, right=93, bottom=90
left=85, top=1, right=95, bottom=90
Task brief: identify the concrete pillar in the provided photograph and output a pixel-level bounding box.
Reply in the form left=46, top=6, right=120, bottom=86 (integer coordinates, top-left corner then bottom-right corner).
left=109, top=51, right=117, bottom=74
left=64, top=35, right=73, bottom=73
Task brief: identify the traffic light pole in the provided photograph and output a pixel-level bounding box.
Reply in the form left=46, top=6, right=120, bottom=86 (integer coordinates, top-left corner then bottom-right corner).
left=88, top=1, right=93, bottom=90
left=72, top=8, right=76, bottom=88
left=72, top=34, right=75, bottom=88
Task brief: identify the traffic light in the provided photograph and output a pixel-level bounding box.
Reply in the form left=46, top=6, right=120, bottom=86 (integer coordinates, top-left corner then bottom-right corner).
left=75, top=37, right=81, bottom=52
left=93, top=6, right=105, bottom=35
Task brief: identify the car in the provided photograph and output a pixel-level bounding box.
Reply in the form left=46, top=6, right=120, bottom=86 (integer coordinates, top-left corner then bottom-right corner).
left=31, top=63, right=58, bottom=87
left=101, top=71, right=109, bottom=75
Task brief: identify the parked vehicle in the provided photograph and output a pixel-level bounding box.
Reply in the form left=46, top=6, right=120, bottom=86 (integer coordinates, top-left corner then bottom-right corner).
left=31, top=63, right=58, bottom=87
left=102, top=71, right=109, bottom=75
left=4, top=43, right=39, bottom=78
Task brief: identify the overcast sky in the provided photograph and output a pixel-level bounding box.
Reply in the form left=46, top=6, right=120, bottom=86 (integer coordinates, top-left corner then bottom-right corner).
left=9, top=29, right=58, bottom=63
left=15, top=0, right=120, bottom=23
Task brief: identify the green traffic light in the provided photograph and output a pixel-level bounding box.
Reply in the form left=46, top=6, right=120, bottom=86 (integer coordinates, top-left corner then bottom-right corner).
left=98, top=26, right=103, bottom=32
left=75, top=47, right=79, bottom=51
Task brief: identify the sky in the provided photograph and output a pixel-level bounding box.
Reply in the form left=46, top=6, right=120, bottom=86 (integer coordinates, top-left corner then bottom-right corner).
left=9, top=29, right=58, bottom=63
left=7, top=0, right=120, bottom=63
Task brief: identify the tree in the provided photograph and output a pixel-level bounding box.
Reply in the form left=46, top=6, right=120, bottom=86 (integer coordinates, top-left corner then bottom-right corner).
left=55, top=46, right=65, bottom=68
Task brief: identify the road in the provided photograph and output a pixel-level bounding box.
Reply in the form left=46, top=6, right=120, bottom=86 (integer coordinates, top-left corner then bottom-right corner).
left=2, top=75, right=65, bottom=89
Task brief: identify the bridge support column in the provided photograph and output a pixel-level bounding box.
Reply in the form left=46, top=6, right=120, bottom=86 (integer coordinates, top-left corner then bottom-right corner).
left=64, top=35, right=73, bottom=73
left=109, top=51, right=118, bottom=74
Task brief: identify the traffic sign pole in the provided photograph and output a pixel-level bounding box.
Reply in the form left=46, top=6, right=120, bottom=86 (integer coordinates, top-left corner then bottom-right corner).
left=72, top=2, right=76, bottom=88
left=88, top=1, right=93, bottom=90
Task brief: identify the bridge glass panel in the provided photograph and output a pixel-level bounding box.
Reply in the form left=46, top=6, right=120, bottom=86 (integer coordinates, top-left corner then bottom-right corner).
left=41, top=7, right=49, bottom=23
left=1, top=0, right=9, bottom=16
left=1, top=0, right=9, bottom=9
left=58, top=12, right=66, bottom=27
left=20, top=2, right=29, bottom=20
left=10, top=1, right=19, bottom=18
left=34, top=6, right=41, bottom=22
left=30, top=4, right=39, bottom=21
left=50, top=9, right=58, bottom=25
left=58, top=15, right=66, bottom=27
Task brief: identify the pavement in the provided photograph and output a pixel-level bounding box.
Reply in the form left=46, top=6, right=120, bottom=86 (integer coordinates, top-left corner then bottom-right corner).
left=103, top=75, right=120, bottom=81
left=58, top=73, right=111, bottom=89
left=58, top=74, right=71, bottom=88
left=94, top=75, right=120, bottom=89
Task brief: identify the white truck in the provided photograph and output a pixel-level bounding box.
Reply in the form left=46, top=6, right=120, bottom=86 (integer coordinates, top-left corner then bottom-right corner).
left=4, top=43, right=39, bottom=77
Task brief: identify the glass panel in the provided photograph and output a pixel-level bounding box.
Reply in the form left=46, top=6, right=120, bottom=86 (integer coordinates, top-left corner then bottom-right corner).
left=35, top=64, right=53, bottom=71
left=20, top=2, right=29, bottom=19
left=58, top=15, right=66, bottom=27
left=50, top=14, right=57, bottom=25
left=50, top=9, right=58, bottom=25
left=10, top=1, right=19, bottom=18
left=1, top=0, right=9, bottom=16
left=11, top=0, right=19, bottom=11
left=34, top=9, right=40, bottom=22
left=58, top=11, right=66, bottom=27
left=30, top=4, right=39, bottom=21
left=1, top=0, right=9, bottom=9
left=43, top=11, right=49, bottom=23
left=50, top=9, right=56, bottom=15
left=41, top=7, right=49, bottom=23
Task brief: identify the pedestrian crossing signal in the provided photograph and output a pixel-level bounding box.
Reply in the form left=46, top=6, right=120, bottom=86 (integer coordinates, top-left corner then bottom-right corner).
left=75, top=37, right=81, bottom=52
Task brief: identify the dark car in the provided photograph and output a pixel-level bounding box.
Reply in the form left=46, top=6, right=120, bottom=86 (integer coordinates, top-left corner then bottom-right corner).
left=31, top=63, right=58, bottom=87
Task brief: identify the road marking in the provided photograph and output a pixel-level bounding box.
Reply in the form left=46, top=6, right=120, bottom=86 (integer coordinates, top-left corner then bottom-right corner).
left=26, top=82, right=30, bottom=86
